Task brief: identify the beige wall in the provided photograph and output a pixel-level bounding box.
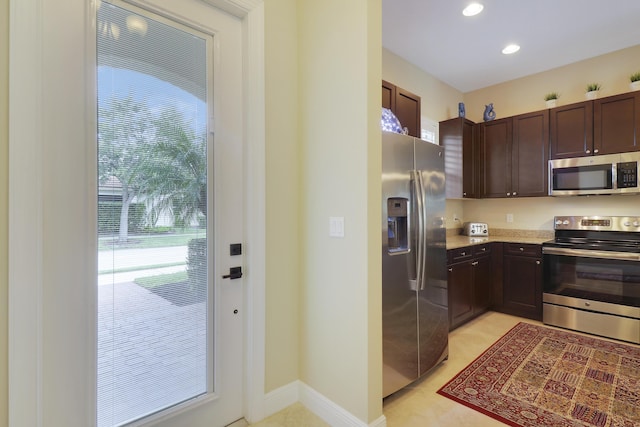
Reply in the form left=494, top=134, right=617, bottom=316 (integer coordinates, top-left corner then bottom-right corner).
left=298, top=0, right=382, bottom=422
left=382, top=48, right=463, bottom=122
left=264, top=0, right=300, bottom=394
left=464, top=44, right=640, bottom=123
left=0, top=0, right=8, bottom=425
left=463, top=196, right=640, bottom=231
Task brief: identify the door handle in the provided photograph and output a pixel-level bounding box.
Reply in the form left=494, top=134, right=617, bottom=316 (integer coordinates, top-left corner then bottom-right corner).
left=223, top=266, right=243, bottom=280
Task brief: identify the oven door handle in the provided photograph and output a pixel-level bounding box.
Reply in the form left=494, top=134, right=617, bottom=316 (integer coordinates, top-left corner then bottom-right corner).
left=543, top=246, right=640, bottom=261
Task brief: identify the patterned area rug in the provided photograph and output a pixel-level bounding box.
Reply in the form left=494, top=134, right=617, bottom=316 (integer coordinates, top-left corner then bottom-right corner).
left=437, top=322, right=640, bottom=427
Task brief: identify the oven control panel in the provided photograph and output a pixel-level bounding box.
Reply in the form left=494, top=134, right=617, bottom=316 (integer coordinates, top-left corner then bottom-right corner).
left=554, top=216, right=640, bottom=231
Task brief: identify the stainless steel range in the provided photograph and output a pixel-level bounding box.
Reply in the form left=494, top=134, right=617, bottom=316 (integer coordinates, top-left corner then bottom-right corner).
left=542, top=216, right=640, bottom=344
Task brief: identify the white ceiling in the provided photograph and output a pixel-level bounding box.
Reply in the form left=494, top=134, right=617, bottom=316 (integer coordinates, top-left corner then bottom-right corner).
left=382, top=0, right=640, bottom=93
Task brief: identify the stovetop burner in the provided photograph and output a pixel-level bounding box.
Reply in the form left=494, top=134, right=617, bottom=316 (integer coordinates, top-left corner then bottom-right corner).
left=547, top=237, right=640, bottom=252
left=544, top=216, right=640, bottom=252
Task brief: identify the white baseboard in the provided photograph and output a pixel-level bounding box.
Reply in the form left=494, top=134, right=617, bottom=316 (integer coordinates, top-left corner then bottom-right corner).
left=262, top=380, right=300, bottom=418
left=262, top=381, right=387, bottom=427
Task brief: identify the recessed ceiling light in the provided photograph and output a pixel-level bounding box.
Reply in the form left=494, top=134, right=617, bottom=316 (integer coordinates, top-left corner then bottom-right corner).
left=502, top=44, right=520, bottom=55
left=462, top=3, right=484, bottom=17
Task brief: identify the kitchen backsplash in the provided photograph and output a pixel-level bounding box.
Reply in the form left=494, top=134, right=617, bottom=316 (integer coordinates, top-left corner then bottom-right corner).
left=446, top=195, right=640, bottom=231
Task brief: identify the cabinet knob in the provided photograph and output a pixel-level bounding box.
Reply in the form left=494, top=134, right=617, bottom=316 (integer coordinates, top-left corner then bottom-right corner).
left=519, top=247, right=524, bottom=251
left=536, top=260, right=541, bottom=265
left=480, top=247, right=486, bottom=251
left=448, top=268, right=453, bottom=272
left=594, top=149, right=599, bottom=154
left=513, top=192, right=517, bottom=196
left=463, top=192, right=467, bottom=196
left=472, top=261, right=478, bottom=266
left=507, top=192, right=511, bottom=196
left=586, top=149, right=591, bottom=154
left=461, top=251, right=466, bottom=256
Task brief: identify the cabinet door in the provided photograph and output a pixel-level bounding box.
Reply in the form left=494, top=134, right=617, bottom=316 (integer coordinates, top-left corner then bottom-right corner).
left=440, top=117, right=477, bottom=198
left=594, top=91, right=640, bottom=155
left=480, top=117, right=512, bottom=198
left=395, top=87, right=421, bottom=138
left=503, top=255, right=542, bottom=320
left=550, top=101, right=594, bottom=159
left=381, top=80, right=421, bottom=138
left=512, top=110, right=549, bottom=197
left=462, top=120, right=477, bottom=198
left=382, top=80, right=395, bottom=111
left=447, top=261, right=474, bottom=330
left=473, top=255, right=492, bottom=314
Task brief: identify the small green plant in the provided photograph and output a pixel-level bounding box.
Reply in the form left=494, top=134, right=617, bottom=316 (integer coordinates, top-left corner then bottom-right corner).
left=544, top=92, right=559, bottom=101
left=630, top=72, right=640, bottom=83
left=586, top=83, right=601, bottom=92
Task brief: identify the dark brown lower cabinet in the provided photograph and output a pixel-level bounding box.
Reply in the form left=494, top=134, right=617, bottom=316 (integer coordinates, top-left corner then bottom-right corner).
left=448, top=260, right=474, bottom=329
left=501, top=243, right=543, bottom=321
left=447, top=244, right=492, bottom=330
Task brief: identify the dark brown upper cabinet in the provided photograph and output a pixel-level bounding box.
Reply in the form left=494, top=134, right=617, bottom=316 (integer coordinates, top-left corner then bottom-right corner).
left=594, top=91, right=640, bottom=155
left=550, top=101, right=594, bottom=159
left=551, top=92, right=640, bottom=159
left=480, top=110, right=549, bottom=198
left=479, top=117, right=512, bottom=198
left=382, top=80, right=421, bottom=138
left=511, top=110, right=549, bottom=197
left=440, top=117, right=477, bottom=198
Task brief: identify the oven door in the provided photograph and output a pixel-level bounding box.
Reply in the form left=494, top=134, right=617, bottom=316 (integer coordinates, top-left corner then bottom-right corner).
left=543, top=246, right=640, bottom=343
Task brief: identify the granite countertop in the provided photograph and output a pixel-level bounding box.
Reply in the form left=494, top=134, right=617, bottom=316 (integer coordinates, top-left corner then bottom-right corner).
left=446, top=228, right=553, bottom=250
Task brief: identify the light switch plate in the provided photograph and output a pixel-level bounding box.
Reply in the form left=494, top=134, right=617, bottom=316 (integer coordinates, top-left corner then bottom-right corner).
left=329, top=216, right=345, bottom=238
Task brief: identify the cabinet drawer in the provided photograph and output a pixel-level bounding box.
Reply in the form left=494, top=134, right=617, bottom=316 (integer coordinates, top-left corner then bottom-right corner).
left=473, top=244, right=491, bottom=257
left=448, top=246, right=473, bottom=263
left=504, top=243, right=541, bottom=257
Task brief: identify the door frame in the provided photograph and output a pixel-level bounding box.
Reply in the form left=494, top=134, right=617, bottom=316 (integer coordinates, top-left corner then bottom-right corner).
left=7, top=0, right=266, bottom=425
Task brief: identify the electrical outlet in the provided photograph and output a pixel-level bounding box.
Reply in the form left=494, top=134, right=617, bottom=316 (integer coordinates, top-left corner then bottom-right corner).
left=506, top=213, right=514, bottom=223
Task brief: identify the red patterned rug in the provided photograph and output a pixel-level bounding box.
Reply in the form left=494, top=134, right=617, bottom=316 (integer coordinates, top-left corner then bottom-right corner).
left=437, top=322, right=640, bottom=427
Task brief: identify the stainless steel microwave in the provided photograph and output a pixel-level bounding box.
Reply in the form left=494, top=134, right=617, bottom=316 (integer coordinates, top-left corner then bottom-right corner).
left=549, top=152, right=640, bottom=196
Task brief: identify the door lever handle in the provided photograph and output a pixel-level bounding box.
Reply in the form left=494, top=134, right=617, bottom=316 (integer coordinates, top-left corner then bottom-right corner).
left=223, top=266, right=243, bottom=280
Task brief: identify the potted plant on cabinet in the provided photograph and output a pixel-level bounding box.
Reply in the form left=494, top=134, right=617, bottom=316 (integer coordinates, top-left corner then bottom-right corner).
left=585, top=83, right=601, bottom=100
left=544, top=92, right=559, bottom=108
left=630, top=72, right=640, bottom=91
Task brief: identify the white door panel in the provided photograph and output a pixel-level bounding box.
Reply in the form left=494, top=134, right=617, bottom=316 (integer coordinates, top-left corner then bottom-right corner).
left=97, top=1, right=244, bottom=426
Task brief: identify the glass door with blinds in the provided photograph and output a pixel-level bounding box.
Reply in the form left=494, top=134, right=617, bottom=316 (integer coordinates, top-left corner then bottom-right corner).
left=96, top=1, right=244, bottom=426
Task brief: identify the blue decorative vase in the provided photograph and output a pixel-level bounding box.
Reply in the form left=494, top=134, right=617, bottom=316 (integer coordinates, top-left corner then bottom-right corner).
left=458, top=102, right=465, bottom=118
left=483, top=103, right=496, bottom=122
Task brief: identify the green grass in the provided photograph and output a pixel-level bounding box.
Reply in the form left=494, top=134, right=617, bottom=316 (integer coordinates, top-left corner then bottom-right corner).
left=98, top=261, right=185, bottom=275
left=134, top=271, right=188, bottom=289
left=98, top=229, right=206, bottom=251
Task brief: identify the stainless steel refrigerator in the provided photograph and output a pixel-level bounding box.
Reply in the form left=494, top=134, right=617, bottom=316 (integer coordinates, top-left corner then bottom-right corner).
left=382, top=131, right=448, bottom=397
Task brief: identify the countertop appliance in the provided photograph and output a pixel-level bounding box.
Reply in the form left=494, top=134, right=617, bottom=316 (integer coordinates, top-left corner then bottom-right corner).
left=542, top=216, right=640, bottom=344
left=462, top=222, right=488, bottom=236
left=549, top=152, right=640, bottom=196
left=382, top=131, right=448, bottom=397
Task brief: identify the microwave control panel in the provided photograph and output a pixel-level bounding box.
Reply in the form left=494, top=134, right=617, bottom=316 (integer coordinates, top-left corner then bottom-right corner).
left=617, top=161, right=638, bottom=188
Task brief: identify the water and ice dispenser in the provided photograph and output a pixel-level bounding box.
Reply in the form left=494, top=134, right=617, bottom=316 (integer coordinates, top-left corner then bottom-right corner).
left=387, top=197, right=408, bottom=253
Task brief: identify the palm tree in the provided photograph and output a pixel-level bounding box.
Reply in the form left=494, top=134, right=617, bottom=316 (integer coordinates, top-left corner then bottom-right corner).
left=99, top=97, right=206, bottom=242
left=142, top=108, right=207, bottom=227
left=98, top=96, right=156, bottom=243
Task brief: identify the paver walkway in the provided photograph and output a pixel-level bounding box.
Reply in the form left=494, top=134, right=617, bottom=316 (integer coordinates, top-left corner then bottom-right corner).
left=97, top=279, right=206, bottom=426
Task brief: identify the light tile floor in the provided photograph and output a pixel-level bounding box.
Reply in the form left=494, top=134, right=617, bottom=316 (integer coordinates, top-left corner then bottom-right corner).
left=249, top=311, right=533, bottom=427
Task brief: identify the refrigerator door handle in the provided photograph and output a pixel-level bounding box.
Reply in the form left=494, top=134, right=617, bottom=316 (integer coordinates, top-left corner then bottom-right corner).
left=412, top=170, right=425, bottom=292
left=417, top=170, right=427, bottom=291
